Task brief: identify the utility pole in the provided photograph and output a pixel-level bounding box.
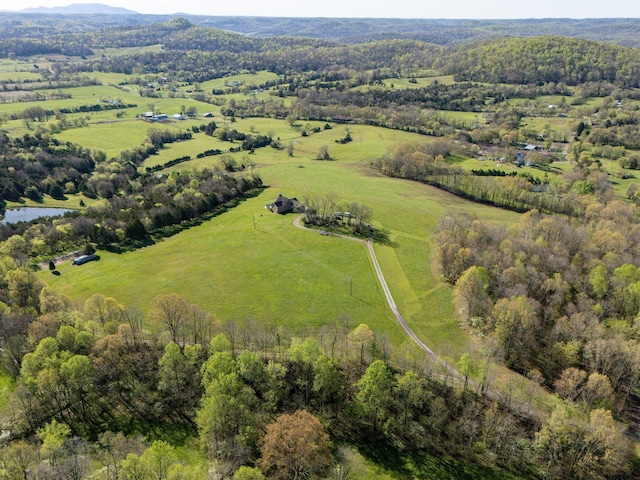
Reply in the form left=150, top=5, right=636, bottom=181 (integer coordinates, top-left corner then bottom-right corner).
left=252, top=213, right=256, bottom=229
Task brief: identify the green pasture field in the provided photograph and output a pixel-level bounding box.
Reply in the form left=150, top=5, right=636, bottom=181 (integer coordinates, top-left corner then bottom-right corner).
left=55, top=119, right=194, bottom=159
left=90, top=72, right=142, bottom=85
left=0, top=59, right=39, bottom=73
left=143, top=134, right=225, bottom=168
left=207, top=91, right=279, bottom=104
left=52, top=108, right=215, bottom=159
left=196, top=71, right=280, bottom=91
left=0, top=71, right=42, bottom=81
left=532, top=95, right=570, bottom=105
left=581, top=97, right=605, bottom=108
left=520, top=116, right=571, bottom=133
left=5, top=194, right=105, bottom=212
left=600, top=158, right=640, bottom=197
left=439, top=110, right=485, bottom=125
left=46, top=190, right=402, bottom=339
left=0, top=84, right=141, bottom=118
left=47, top=118, right=521, bottom=365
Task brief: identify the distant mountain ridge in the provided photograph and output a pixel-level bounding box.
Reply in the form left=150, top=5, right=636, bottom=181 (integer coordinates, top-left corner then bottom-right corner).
left=20, top=3, right=137, bottom=14
left=2, top=10, right=640, bottom=48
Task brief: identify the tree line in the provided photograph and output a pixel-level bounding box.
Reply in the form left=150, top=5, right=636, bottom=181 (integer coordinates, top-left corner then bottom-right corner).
left=372, top=141, right=588, bottom=217
left=0, top=281, right=632, bottom=479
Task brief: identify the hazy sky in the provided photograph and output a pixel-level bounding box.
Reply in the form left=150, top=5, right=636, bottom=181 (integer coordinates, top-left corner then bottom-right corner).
left=5, top=0, right=640, bottom=18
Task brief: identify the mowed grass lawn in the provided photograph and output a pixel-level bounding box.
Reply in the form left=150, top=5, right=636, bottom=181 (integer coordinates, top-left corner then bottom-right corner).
left=44, top=120, right=521, bottom=360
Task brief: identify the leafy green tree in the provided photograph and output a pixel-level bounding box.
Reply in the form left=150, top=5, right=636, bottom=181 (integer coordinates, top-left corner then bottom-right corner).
left=201, top=351, right=236, bottom=387
left=534, top=405, right=629, bottom=479
left=356, top=360, right=395, bottom=431
left=393, top=370, right=429, bottom=428
left=312, top=355, right=344, bottom=410
left=456, top=353, right=477, bottom=393
left=237, top=349, right=266, bottom=393
left=196, top=371, right=257, bottom=469
left=39, top=286, right=70, bottom=314
left=119, top=453, right=151, bottom=480
left=84, top=294, right=123, bottom=328
left=140, top=441, right=178, bottom=480
left=288, top=337, right=323, bottom=405
left=158, top=342, right=203, bottom=423
left=59, top=354, right=95, bottom=427
left=583, top=372, right=615, bottom=410
left=5, top=269, right=43, bottom=311
left=263, top=360, right=288, bottom=413
left=38, top=419, right=71, bottom=467
left=589, top=264, right=609, bottom=300
left=233, top=466, right=265, bottom=480
left=0, top=440, right=39, bottom=480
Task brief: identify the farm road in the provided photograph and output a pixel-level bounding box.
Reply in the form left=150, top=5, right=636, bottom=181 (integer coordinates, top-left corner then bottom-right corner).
left=293, top=216, right=456, bottom=375
left=293, top=217, right=551, bottom=418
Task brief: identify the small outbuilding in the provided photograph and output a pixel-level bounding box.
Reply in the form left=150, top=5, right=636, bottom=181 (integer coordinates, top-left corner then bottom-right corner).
left=72, top=254, right=97, bottom=265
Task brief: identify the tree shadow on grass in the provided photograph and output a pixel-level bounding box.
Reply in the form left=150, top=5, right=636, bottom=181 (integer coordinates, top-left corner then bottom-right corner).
left=371, top=228, right=396, bottom=247
left=355, top=438, right=414, bottom=480
left=357, top=438, right=523, bottom=480
left=99, top=187, right=268, bottom=255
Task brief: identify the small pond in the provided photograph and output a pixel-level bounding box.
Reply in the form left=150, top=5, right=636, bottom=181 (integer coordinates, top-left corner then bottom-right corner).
left=1, top=207, right=73, bottom=225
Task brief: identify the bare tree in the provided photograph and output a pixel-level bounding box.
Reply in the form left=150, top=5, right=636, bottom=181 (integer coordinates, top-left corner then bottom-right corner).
left=152, top=294, right=190, bottom=346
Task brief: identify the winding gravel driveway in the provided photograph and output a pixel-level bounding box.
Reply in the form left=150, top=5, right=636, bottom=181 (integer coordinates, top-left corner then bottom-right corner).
left=293, top=216, right=456, bottom=375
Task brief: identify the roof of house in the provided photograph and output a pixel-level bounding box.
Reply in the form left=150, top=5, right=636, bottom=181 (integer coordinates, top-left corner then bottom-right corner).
left=267, top=194, right=300, bottom=213
left=274, top=194, right=293, bottom=208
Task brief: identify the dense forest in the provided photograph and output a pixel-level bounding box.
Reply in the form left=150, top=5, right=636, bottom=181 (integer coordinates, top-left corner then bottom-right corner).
left=2, top=11, right=640, bottom=480
left=440, top=36, right=640, bottom=86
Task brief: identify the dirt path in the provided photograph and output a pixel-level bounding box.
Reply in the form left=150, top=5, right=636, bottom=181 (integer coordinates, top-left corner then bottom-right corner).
left=37, top=251, right=81, bottom=269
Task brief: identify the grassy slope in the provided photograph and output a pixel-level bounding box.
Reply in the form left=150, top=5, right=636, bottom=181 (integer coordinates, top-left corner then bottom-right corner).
left=43, top=119, right=521, bottom=361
